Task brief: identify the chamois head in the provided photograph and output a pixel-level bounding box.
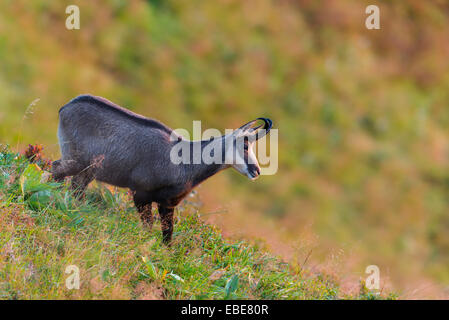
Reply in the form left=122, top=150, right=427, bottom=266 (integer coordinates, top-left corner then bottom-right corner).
left=225, top=118, right=273, bottom=180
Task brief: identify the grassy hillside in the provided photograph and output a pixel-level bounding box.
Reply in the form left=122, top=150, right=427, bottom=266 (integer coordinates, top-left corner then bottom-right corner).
left=0, top=145, right=388, bottom=299
left=1, top=0, right=449, bottom=295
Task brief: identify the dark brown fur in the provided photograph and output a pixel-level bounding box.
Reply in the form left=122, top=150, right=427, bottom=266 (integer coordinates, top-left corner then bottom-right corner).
left=52, top=95, right=272, bottom=244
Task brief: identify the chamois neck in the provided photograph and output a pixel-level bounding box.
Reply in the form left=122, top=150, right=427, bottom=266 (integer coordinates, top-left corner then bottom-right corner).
left=182, top=138, right=228, bottom=187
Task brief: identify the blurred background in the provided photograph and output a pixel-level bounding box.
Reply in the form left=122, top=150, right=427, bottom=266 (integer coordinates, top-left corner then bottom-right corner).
left=1, top=0, right=449, bottom=298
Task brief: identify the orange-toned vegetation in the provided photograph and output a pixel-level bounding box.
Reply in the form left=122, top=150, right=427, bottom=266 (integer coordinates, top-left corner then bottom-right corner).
left=1, top=0, right=449, bottom=297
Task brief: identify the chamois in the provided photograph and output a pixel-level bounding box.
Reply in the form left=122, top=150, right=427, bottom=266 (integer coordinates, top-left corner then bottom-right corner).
left=52, top=95, right=272, bottom=244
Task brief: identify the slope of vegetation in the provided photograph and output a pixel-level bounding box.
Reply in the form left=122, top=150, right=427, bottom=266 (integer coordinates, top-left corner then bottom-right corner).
left=1, top=0, right=449, bottom=295
left=0, top=145, right=389, bottom=299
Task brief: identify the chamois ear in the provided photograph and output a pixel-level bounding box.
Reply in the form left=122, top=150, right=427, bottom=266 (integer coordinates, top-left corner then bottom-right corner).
left=236, top=119, right=259, bottom=133
left=248, top=118, right=273, bottom=141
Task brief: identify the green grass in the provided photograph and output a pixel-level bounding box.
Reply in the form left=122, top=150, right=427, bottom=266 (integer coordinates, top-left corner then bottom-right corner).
left=1, top=0, right=449, bottom=292
left=0, top=145, right=391, bottom=299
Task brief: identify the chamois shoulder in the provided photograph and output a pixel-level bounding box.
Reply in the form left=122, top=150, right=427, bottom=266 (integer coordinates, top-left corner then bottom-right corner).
left=59, top=94, right=173, bottom=134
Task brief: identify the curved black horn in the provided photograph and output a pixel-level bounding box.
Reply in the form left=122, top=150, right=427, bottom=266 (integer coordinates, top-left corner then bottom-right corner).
left=248, top=117, right=273, bottom=141
left=257, top=117, right=272, bottom=133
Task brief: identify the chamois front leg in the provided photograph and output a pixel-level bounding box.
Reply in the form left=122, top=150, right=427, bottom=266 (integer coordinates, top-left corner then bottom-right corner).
left=133, top=190, right=154, bottom=231
left=158, top=204, right=174, bottom=245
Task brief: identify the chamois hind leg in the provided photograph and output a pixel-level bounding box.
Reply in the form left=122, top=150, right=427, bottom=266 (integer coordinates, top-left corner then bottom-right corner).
left=51, top=159, right=84, bottom=182
left=158, top=204, right=174, bottom=245
left=133, top=190, right=154, bottom=231
left=70, top=170, right=94, bottom=199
